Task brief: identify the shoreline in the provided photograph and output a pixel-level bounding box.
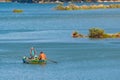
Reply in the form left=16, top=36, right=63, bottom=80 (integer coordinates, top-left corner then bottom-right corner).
left=0, top=1, right=120, bottom=4
left=54, top=3, right=120, bottom=10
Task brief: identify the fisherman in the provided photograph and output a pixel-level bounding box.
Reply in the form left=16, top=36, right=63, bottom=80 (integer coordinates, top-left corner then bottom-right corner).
left=38, top=51, right=47, bottom=61
left=30, top=47, right=37, bottom=59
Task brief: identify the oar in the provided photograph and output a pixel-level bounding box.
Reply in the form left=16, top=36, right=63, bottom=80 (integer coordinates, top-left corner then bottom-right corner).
left=47, top=59, right=58, bottom=64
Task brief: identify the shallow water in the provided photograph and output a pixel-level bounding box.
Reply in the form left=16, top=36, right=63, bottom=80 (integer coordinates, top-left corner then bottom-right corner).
left=0, top=2, right=120, bottom=80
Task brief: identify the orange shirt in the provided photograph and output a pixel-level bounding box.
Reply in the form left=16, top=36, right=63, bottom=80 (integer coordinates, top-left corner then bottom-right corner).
left=39, top=53, right=46, bottom=60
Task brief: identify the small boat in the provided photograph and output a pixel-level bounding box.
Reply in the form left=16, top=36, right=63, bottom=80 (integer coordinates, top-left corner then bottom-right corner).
left=22, top=56, right=47, bottom=64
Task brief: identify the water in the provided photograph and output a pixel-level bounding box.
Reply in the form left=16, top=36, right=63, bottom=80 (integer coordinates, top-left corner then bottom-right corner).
left=0, top=2, right=120, bottom=80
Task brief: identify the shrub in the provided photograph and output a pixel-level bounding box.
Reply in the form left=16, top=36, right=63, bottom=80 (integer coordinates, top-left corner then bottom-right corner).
left=54, top=4, right=65, bottom=10
left=88, top=28, right=105, bottom=38
left=13, top=9, right=23, bottom=13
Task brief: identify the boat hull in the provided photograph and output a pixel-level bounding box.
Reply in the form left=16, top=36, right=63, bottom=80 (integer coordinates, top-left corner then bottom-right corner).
left=22, top=56, right=47, bottom=64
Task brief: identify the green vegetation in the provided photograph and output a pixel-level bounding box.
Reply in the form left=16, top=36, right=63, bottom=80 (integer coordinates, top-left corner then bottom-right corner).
left=88, top=28, right=105, bottom=38
left=72, top=27, right=120, bottom=39
left=54, top=4, right=120, bottom=10
left=13, top=9, right=23, bottom=13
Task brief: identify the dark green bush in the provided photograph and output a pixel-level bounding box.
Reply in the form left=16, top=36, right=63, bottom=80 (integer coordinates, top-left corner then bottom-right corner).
left=88, top=28, right=105, bottom=38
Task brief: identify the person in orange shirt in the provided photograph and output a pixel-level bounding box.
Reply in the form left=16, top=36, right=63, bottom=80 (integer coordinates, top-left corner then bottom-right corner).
left=39, top=51, right=47, bottom=60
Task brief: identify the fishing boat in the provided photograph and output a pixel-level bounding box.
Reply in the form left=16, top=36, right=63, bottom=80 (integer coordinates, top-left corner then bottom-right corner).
left=22, top=56, right=47, bottom=64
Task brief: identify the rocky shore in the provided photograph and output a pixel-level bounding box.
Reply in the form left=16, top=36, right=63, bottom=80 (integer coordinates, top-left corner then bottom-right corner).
left=54, top=3, right=120, bottom=10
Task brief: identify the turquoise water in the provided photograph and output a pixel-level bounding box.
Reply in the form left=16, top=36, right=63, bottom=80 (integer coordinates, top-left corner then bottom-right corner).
left=0, top=2, right=120, bottom=80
